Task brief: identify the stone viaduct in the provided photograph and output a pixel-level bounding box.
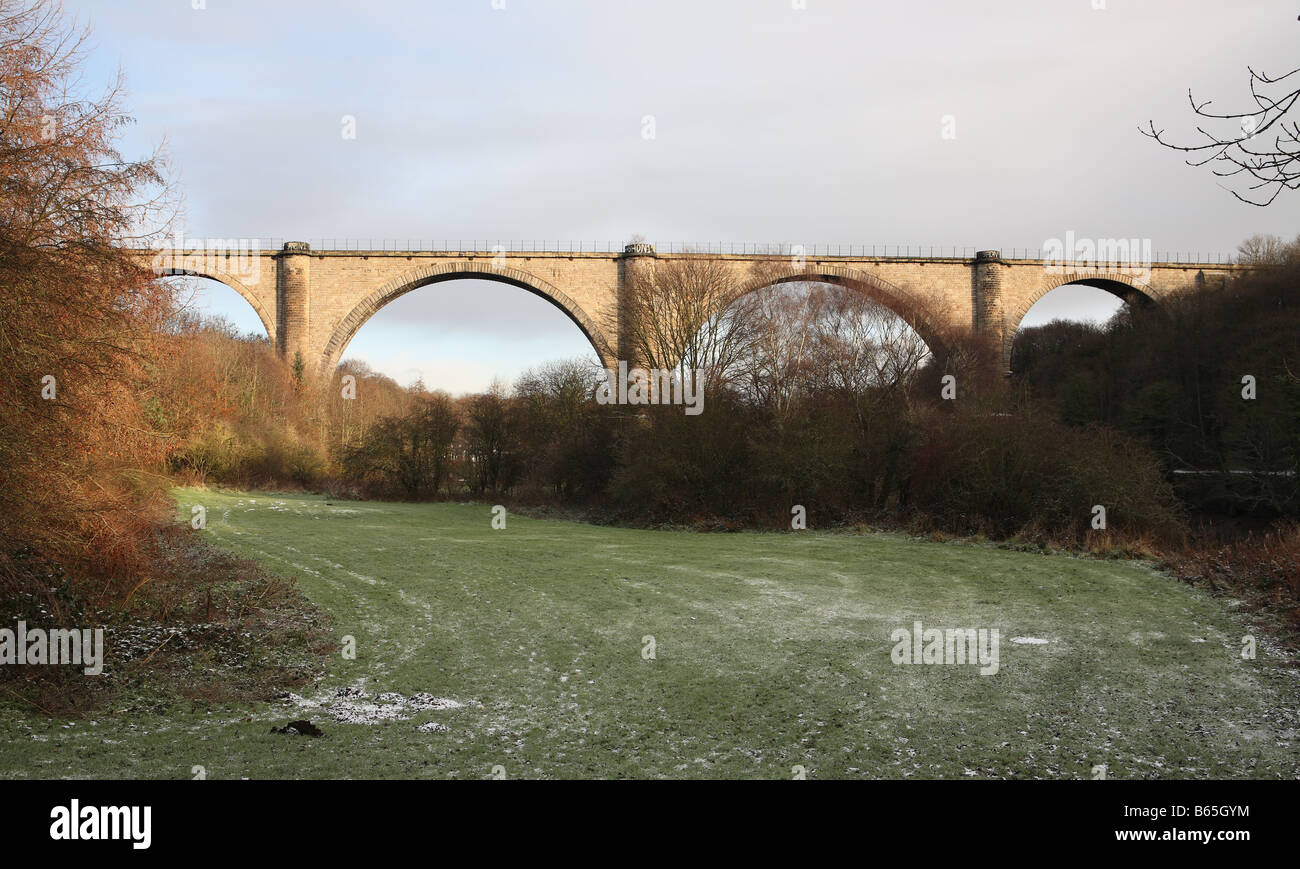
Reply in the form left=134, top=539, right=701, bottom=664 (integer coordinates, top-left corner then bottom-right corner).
left=146, top=241, right=1246, bottom=377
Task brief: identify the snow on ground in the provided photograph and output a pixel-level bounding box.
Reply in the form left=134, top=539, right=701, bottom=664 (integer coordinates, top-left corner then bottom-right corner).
left=282, top=684, right=475, bottom=730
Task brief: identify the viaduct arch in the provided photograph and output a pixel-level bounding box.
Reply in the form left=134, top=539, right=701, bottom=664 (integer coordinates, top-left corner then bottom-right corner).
left=155, top=266, right=277, bottom=344
left=732, top=265, right=956, bottom=359
left=319, top=261, right=615, bottom=374
left=137, top=242, right=1244, bottom=379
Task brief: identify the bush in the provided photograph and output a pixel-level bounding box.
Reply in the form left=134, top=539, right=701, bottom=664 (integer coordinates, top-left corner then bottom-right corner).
left=907, top=409, right=1184, bottom=543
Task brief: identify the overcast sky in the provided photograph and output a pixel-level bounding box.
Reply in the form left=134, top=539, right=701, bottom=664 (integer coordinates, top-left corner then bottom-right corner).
left=72, top=0, right=1300, bottom=392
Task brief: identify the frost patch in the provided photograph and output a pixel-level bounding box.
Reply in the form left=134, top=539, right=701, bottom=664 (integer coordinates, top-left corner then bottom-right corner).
left=408, top=692, right=464, bottom=711
left=285, top=684, right=469, bottom=726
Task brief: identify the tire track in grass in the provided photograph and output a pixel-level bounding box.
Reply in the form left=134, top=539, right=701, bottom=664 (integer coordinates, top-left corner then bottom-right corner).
left=206, top=494, right=424, bottom=682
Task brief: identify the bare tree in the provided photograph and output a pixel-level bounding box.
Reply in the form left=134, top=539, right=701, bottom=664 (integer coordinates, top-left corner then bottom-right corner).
left=810, top=286, right=931, bottom=397
left=1235, top=232, right=1290, bottom=265
left=611, top=254, right=757, bottom=392
left=731, top=280, right=931, bottom=419
left=463, top=380, right=515, bottom=493
left=1143, top=41, right=1300, bottom=206
left=729, top=281, right=823, bottom=416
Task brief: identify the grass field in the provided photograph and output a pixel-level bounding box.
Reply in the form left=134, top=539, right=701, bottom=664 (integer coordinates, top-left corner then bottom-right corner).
left=2, top=488, right=1297, bottom=779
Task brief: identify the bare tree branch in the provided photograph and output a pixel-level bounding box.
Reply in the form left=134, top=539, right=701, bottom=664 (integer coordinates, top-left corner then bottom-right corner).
left=1143, top=48, right=1300, bottom=206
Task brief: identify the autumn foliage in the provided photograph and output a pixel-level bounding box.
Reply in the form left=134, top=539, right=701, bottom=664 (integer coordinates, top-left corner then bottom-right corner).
left=0, top=0, right=175, bottom=608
